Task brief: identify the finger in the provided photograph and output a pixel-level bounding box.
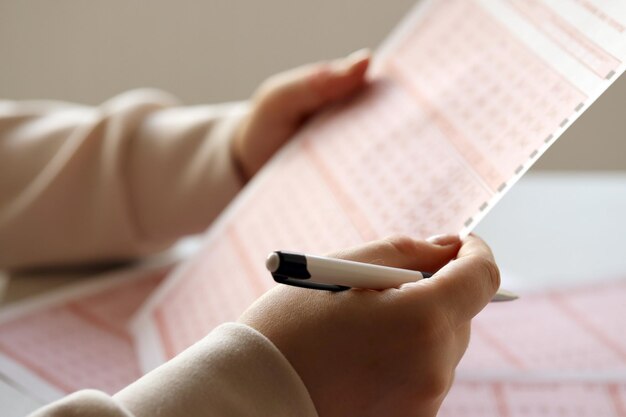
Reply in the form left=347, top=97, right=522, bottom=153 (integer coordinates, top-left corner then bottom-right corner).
left=234, top=51, right=370, bottom=179
left=400, top=235, right=500, bottom=326
left=457, top=232, right=496, bottom=261
left=454, top=322, right=471, bottom=366
left=254, top=49, right=370, bottom=124
left=307, top=49, right=370, bottom=104
left=326, top=234, right=461, bottom=273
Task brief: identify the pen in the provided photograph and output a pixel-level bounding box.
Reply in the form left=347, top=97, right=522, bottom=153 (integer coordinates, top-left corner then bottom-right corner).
left=266, top=251, right=518, bottom=302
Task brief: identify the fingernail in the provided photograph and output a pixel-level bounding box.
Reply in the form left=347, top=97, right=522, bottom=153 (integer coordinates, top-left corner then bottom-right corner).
left=346, top=48, right=370, bottom=63
left=426, top=234, right=460, bottom=246
left=335, top=48, right=370, bottom=72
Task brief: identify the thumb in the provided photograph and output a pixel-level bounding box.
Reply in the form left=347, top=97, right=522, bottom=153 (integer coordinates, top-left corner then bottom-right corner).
left=399, top=235, right=501, bottom=326
left=233, top=50, right=370, bottom=180
left=327, top=234, right=461, bottom=274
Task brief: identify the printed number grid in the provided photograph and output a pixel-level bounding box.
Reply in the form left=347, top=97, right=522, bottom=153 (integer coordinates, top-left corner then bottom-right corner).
left=231, top=147, right=363, bottom=277
left=0, top=272, right=165, bottom=395
left=387, top=0, right=586, bottom=191
left=302, top=80, right=492, bottom=239
left=440, top=279, right=626, bottom=416
left=153, top=148, right=364, bottom=357
left=459, top=280, right=626, bottom=374
left=508, top=0, right=622, bottom=79
left=153, top=233, right=267, bottom=357
left=440, top=382, right=626, bottom=417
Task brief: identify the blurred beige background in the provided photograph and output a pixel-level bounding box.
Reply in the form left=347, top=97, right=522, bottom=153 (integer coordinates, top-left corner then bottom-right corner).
left=1, top=0, right=624, bottom=170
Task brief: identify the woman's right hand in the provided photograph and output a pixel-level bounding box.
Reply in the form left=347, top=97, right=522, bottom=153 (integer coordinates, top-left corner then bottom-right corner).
left=239, top=234, right=500, bottom=417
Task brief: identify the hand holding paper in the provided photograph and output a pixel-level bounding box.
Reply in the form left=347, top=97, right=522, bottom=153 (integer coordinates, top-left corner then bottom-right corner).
left=232, top=50, right=370, bottom=180
left=240, top=235, right=499, bottom=417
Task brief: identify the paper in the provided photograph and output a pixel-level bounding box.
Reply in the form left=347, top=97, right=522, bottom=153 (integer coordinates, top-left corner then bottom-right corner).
left=440, top=381, right=626, bottom=416
left=460, top=279, right=626, bottom=378
left=132, top=0, right=626, bottom=368
left=1, top=0, right=625, bottom=411
left=0, top=264, right=171, bottom=402
left=439, top=278, right=626, bottom=415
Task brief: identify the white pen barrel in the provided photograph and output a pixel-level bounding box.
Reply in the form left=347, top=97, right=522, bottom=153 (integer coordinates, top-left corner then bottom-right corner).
left=305, top=255, right=424, bottom=290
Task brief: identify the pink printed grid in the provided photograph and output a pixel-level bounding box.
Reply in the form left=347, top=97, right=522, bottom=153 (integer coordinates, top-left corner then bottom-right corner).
left=154, top=233, right=267, bottom=357
left=0, top=271, right=165, bottom=395
left=303, top=80, right=492, bottom=239
left=459, top=280, right=626, bottom=374
left=231, top=147, right=363, bottom=276
left=154, top=148, right=364, bottom=357
left=552, top=283, right=626, bottom=360
left=388, top=0, right=586, bottom=191
left=440, top=382, right=626, bottom=417
left=508, top=0, right=622, bottom=78
left=444, top=279, right=626, bottom=414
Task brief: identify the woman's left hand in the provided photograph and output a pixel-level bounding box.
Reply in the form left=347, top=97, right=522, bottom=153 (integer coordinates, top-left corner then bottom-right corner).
left=232, top=49, right=370, bottom=181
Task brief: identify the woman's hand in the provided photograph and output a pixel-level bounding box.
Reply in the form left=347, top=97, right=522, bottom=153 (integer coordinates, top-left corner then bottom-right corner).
left=239, top=234, right=500, bottom=417
left=232, top=49, right=370, bottom=181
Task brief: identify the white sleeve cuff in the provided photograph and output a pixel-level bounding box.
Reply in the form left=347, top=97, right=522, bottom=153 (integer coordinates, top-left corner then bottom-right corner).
left=115, top=322, right=318, bottom=417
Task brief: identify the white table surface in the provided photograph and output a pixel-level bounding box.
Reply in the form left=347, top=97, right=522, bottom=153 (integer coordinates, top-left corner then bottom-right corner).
left=2, top=171, right=625, bottom=415
left=475, top=171, right=626, bottom=293
left=0, top=375, right=44, bottom=417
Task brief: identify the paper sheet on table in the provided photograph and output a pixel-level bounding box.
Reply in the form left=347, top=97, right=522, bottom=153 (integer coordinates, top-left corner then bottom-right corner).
left=439, top=277, right=626, bottom=416
left=440, top=380, right=626, bottom=417
left=0, top=263, right=171, bottom=402
left=131, top=0, right=626, bottom=369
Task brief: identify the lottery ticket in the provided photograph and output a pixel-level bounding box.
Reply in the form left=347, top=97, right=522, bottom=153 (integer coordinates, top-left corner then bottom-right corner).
left=0, top=263, right=171, bottom=402
left=459, top=278, right=626, bottom=380
left=438, top=277, right=626, bottom=416
left=439, top=380, right=626, bottom=417
left=132, top=0, right=626, bottom=369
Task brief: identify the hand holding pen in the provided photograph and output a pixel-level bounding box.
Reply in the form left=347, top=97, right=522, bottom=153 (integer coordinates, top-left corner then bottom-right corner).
left=266, top=246, right=516, bottom=301
left=240, top=234, right=504, bottom=417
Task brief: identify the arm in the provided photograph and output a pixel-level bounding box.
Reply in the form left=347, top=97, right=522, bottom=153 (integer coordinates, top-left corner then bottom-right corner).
left=0, top=90, right=248, bottom=269
left=0, top=50, right=370, bottom=270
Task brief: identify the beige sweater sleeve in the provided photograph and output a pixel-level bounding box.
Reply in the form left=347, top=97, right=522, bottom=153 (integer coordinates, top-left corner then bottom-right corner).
left=30, top=323, right=319, bottom=417
left=0, top=90, right=248, bottom=270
